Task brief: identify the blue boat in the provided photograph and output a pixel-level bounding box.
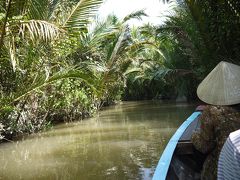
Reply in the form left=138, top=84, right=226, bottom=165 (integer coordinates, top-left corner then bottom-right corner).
left=153, top=111, right=205, bottom=180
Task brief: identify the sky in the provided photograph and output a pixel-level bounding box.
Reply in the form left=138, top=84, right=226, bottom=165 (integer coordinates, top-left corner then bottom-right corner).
left=97, top=0, right=177, bottom=26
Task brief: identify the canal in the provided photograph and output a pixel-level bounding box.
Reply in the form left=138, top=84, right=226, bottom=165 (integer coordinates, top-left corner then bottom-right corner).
left=0, top=101, right=195, bottom=180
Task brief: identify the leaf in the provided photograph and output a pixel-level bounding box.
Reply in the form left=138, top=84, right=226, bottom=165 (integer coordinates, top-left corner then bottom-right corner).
left=8, top=36, right=17, bottom=72
left=13, top=68, right=99, bottom=102
left=108, top=26, right=128, bottom=64
left=123, top=9, right=148, bottom=22
left=124, top=67, right=142, bottom=75
left=19, top=20, right=64, bottom=42
left=63, top=0, right=103, bottom=30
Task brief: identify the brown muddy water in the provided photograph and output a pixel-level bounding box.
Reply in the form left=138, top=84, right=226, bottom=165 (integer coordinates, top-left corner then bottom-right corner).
left=0, top=101, right=195, bottom=180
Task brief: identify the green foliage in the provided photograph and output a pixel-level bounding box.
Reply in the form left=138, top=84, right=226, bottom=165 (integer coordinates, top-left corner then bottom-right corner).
left=123, top=10, right=148, bottom=22
left=63, top=0, right=103, bottom=32
left=123, top=1, right=240, bottom=100
left=185, top=0, right=240, bottom=66
left=1, top=0, right=239, bottom=141
left=0, top=0, right=105, bottom=140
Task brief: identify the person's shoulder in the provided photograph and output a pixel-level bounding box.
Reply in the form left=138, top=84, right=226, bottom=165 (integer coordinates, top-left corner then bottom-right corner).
left=229, top=129, right=240, bottom=152
left=229, top=129, right=240, bottom=141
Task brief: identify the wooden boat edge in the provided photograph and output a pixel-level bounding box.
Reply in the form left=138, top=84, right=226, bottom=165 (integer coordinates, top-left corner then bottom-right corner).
left=152, top=112, right=202, bottom=180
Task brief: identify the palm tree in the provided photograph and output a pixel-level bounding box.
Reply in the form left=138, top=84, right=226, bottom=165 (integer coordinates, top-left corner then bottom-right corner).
left=66, top=11, right=149, bottom=105
left=0, top=0, right=105, bottom=138
left=185, top=0, right=240, bottom=65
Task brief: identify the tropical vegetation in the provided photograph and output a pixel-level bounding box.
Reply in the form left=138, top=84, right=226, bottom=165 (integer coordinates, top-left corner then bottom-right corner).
left=0, top=0, right=239, bottom=141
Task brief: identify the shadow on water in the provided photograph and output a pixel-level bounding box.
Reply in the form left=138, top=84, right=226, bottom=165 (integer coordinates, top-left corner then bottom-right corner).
left=0, top=101, right=195, bottom=180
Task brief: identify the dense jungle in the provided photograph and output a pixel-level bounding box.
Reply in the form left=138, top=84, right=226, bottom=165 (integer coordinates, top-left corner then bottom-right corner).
left=0, top=0, right=239, bottom=141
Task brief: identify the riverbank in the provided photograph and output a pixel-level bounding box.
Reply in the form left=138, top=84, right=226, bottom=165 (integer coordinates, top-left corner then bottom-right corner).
left=0, top=98, right=197, bottom=144
left=0, top=99, right=117, bottom=143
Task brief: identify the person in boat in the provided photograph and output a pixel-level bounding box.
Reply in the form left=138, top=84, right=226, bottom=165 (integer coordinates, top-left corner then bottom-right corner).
left=218, top=129, right=240, bottom=180
left=192, top=106, right=240, bottom=180
left=191, top=61, right=240, bottom=180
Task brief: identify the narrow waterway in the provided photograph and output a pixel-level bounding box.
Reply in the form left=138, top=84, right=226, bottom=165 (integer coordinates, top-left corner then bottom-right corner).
left=0, top=101, right=195, bottom=180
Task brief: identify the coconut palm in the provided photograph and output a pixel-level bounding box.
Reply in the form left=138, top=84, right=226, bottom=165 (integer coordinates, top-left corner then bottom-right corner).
left=185, top=0, right=240, bottom=65
left=0, top=0, right=104, bottom=138
left=66, top=11, right=149, bottom=105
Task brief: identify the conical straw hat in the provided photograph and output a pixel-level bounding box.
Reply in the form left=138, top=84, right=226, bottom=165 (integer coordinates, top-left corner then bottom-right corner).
left=197, top=61, right=240, bottom=105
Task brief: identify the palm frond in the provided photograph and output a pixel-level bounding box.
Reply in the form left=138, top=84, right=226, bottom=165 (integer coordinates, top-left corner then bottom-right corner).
left=124, top=67, right=142, bottom=76
left=63, top=0, right=103, bottom=30
left=123, top=9, right=148, bottom=22
left=152, top=67, right=173, bottom=80
left=88, top=25, right=119, bottom=51
left=108, top=26, right=128, bottom=64
left=8, top=36, right=17, bottom=72
left=27, top=0, right=49, bottom=20
left=19, top=20, right=64, bottom=42
left=13, top=68, right=98, bottom=102
left=48, top=0, right=61, bottom=20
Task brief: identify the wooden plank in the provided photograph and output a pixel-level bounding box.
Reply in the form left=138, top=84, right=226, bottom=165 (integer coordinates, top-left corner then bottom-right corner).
left=175, top=141, right=194, bottom=155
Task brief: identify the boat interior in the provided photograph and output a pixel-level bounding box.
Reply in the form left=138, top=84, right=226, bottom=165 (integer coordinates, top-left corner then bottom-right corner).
left=166, top=116, right=206, bottom=180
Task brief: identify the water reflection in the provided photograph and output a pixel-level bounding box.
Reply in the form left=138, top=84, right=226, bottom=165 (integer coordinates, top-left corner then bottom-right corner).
left=0, top=101, right=195, bottom=180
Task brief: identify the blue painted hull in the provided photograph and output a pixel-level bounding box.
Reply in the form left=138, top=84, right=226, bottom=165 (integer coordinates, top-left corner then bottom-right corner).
left=152, top=112, right=201, bottom=180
